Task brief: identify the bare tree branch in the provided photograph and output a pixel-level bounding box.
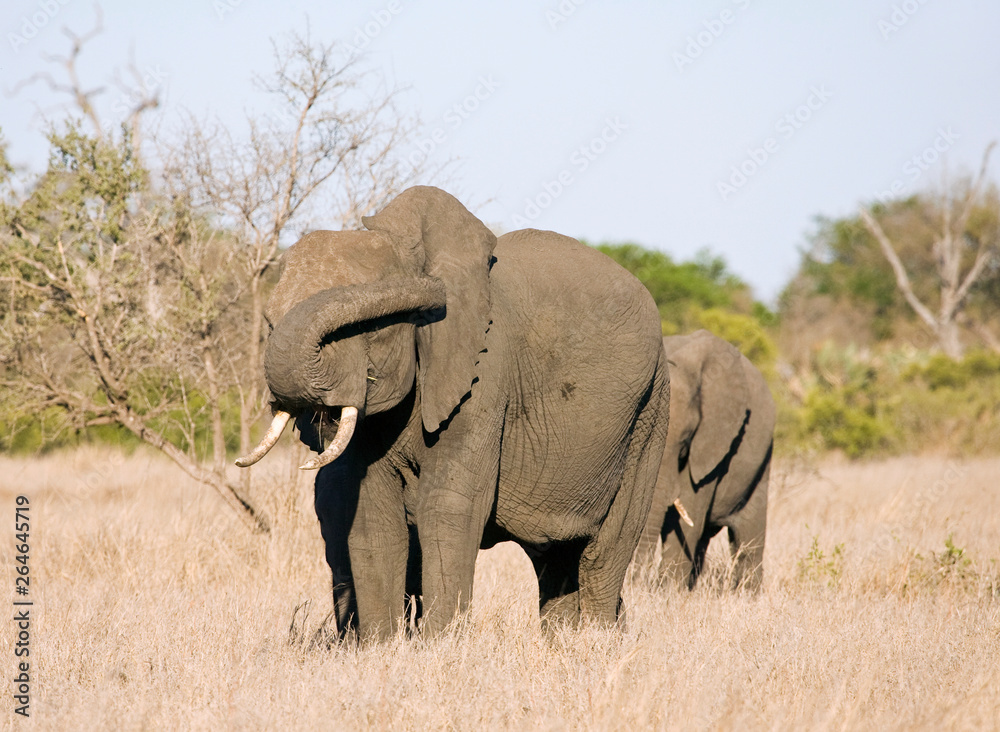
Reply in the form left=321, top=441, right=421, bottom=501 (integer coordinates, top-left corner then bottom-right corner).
left=859, top=208, right=938, bottom=329
left=861, top=141, right=999, bottom=358
left=1, top=28, right=421, bottom=533
left=954, top=141, right=997, bottom=235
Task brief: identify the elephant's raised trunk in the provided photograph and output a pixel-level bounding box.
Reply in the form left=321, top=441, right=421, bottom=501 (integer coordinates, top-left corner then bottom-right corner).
left=237, top=276, right=446, bottom=469
left=263, top=276, right=446, bottom=410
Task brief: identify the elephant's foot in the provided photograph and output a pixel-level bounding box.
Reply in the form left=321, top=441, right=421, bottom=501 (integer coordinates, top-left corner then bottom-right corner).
left=656, top=555, right=696, bottom=590
left=539, top=591, right=581, bottom=634
left=727, top=537, right=764, bottom=592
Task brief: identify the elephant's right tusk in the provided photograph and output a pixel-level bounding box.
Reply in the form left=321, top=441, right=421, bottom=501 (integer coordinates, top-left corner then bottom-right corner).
left=235, top=411, right=291, bottom=467
left=300, top=406, right=358, bottom=470
left=673, top=498, right=695, bottom=527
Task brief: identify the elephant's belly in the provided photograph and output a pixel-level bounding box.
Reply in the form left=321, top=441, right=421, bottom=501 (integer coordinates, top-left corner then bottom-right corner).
left=493, top=410, right=632, bottom=544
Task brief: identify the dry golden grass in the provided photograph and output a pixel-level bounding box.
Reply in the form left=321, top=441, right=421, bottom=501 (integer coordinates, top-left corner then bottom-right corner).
left=1, top=448, right=998, bottom=730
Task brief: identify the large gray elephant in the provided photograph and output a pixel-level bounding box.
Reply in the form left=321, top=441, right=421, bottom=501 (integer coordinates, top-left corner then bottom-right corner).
left=237, top=186, right=670, bottom=640
left=637, top=330, right=774, bottom=591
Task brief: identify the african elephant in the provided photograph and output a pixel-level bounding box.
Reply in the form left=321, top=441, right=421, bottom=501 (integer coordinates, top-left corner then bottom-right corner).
left=637, top=330, right=774, bottom=591
left=237, top=186, right=670, bottom=640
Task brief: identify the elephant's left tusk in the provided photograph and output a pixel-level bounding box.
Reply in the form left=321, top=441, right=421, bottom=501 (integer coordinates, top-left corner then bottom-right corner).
left=674, top=498, right=695, bottom=527
left=235, top=411, right=291, bottom=467
left=300, top=406, right=358, bottom=470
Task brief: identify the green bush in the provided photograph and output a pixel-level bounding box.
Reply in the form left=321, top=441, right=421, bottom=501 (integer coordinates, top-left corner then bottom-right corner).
left=0, top=376, right=246, bottom=457
left=801, top=389, right=894, bottom=458
left=904, top=350, right=1000, bottom=390
left=797, top=534, right=844, bottom=588
left=592, top=242, right=770, bottom=335
left=777, top=343, right=1000, bottom=458
left=696, top=307, right=777, bottom=371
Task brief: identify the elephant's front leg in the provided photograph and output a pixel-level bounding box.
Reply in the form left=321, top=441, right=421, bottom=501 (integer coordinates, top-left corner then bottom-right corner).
left=314, top=462, right=359, bottom=638
left=416, top=413, right=502, bottom=636
left=316, top=454, right=409, bottom=641
left=348, top=470, right=411, bottom=641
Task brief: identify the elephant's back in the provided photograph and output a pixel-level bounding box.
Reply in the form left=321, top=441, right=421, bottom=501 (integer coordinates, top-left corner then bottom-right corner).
left=492, top=228, right=662, bottom=386
left=492, top=229, right=661, bottom=347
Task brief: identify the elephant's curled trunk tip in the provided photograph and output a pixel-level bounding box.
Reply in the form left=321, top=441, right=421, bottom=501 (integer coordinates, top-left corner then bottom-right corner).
left=300, top=406, right=358, bottom=470
left=235, top=411, right=291, bottom=467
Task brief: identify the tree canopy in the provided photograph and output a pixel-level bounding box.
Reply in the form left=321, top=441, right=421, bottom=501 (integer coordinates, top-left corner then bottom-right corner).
left=780, top=180, right=1000, bottom=357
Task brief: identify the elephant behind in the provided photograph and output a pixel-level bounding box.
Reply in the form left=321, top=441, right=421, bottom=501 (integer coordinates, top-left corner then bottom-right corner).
left=638, top=330, right=775, bottom=591
left=238, top=186, right=670, bottom=640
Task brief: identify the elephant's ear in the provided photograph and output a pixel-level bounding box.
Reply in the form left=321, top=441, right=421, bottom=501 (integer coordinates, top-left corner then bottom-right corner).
left=362, top=186, right=496, bottom=432
left=683, top=331, right=750, bottom=484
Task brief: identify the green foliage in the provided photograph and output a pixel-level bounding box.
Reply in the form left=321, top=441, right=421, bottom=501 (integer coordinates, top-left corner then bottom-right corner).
left=797, top=534, right=844, bottom=588
left=801, top=390, right=894, bottom=458
left=696, top=308, right=777, bottom=371
left=800, top=212, right=901, bottom=313
left=903, top=350, right=1000, bottom=390
left=900, top=535, right=999, bottom=597
left=8, top=123, right=144, bottom=247
left=0, top=379, right=246, bottom=458
left=777, top=343, right=1000, bottom=458
left=782, top=187, right=1000, bottom=348
left=0, top=129, right=13, bottom=186
left=778, top=342, right=896, bottom=458
left=591, top=242, right=775, bottom=338
left=595, top=243, right=736, bottom=324
left=0, top=122, right=239, bottom=459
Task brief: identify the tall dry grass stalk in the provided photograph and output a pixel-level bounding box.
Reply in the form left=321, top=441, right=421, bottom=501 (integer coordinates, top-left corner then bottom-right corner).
left=0, top=448, right=997, bottom=730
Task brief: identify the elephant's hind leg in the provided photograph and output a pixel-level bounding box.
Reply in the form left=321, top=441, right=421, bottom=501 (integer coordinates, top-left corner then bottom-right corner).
left=579, top=370, right=670, bottom=625
left=723, top=459, right=769, bottom=592
left=528, top=539, right=585, bottom=631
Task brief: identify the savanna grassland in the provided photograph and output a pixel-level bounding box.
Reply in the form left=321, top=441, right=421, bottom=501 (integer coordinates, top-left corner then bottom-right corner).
left=0, top=448, right=998, bottom=731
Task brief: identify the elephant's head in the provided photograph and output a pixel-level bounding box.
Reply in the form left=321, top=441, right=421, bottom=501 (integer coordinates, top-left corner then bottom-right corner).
left=665, top=330, right=750, bottom=485
left=236, top=186, right=496, bottom=470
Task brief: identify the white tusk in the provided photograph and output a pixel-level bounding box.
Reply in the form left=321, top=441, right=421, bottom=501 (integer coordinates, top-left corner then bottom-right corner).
left=673, top=498, right=695, bottom=527
left=235, top=411, right=291, bottom=467
left=299, top=407, right=358, bottom=470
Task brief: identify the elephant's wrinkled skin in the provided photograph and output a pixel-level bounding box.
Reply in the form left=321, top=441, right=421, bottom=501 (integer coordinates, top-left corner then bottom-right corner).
left=243, top=186, right=670, bottom=640
left=638, top=330, right=775, bottom=590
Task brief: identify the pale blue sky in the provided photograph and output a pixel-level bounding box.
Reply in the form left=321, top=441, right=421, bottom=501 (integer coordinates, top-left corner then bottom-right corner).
left=3, top=1, right=998, bottom=302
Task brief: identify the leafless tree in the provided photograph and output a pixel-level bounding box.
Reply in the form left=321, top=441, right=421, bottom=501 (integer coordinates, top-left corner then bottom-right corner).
left=1, top=23, right=421, bottom=532
left=0, top=129, right=271, bottom=530
left=861, top=142, right=999, bottom=359
left=10, top=7, right=161, bottom=160
left=167, top=30, right=421, bottom=491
